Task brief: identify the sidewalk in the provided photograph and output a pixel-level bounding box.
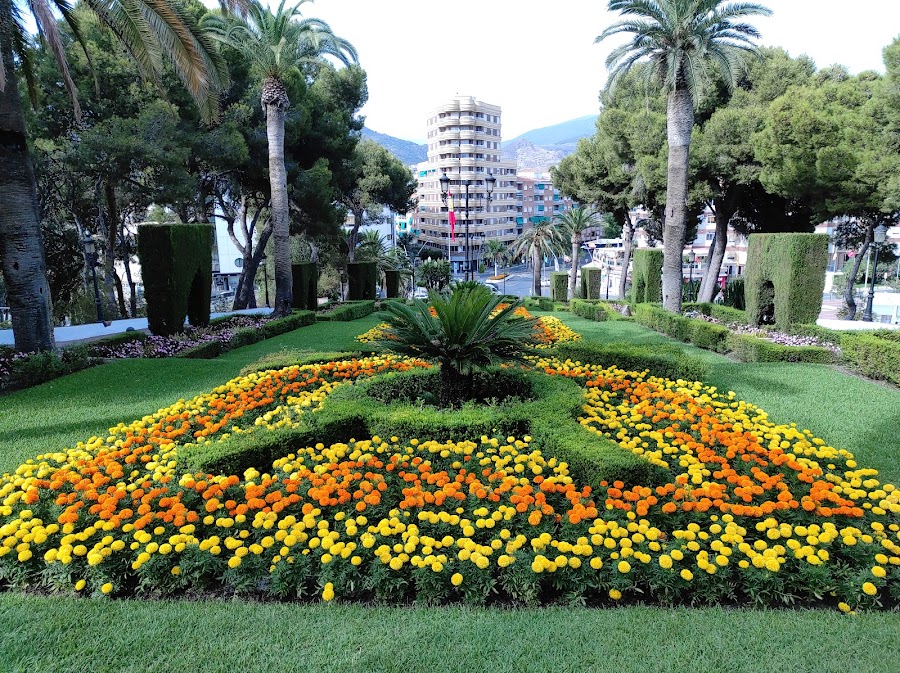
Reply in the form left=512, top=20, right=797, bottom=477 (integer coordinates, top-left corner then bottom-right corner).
left=0, top=308, right=271, bottom=348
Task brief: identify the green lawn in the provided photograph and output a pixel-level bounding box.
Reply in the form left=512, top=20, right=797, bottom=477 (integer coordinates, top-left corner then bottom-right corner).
left=1, top=595, right=897, bottom=673
left=1, top=311, right=898, bottom=672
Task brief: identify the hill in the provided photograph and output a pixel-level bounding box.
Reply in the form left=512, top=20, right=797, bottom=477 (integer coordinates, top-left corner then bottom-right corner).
left=362, top=128, right=427, bottom=166
left=503, top=114, right=598, bottom=148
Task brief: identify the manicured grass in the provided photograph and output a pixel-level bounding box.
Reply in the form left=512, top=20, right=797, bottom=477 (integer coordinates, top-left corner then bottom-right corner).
left=549, top=313, right=900, bottom=485
left=1, top=595, right=898, bottom=673
left=0, top=316, right=381, bottom=475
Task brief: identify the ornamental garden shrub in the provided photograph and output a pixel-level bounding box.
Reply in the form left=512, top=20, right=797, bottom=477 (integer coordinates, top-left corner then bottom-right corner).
left=551, top=272, right=569, bottom=302
left=347, top=262, right=377, bottom=300
left=723, top=278, right=745, bottom=310
left=290, top=263, right=318, bottom=311
left=553, top=340, right=709, bottom=382
left=383, top=270, right=401, bottom=299
left=745, top=234, right=829, bottom=329
left=316, top=301, right=375, bottom=322
left=840, top=332, right=900, bottom=386
left=136, top=223, right=213, bottom=336
left=725, top=333, right=836, bottom=364
left=631, top=250, right=663, bottom=304
left=4, top=351, right=897, bottom=609
left=579, top=267, right=603, bottom=300
left=571, top=299, right=609, bottom=322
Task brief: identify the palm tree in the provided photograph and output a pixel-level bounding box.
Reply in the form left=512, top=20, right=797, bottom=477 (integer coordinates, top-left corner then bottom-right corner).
left=481, top=239, right=509, bottom=278
left=596, top=0, right=771, bottom=313
left=511, top=220, right=564, bottom=297
left=555, top=206, right=600, bottom=300
left=204, top=0, right=357, bottom=317
left=0, top=0, right=227, bottom=352
left=375, top=282, right=537, bottom=406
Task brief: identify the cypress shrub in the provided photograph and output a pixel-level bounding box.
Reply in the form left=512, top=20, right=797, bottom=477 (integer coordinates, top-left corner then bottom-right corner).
left=290, top=262, right=317, bottom=311
left=745, top=234, right=828, bottom=329
left=347, top=262, right=377, bottom=300
left=583, top=267, right=603, bottom=300
left=551, top=272, right=569, bottom=302
left=723, top=278, right=746, bottom=310
left=631, top=250, right=663, bottom=303
left=136, top=223, right=213, bottom=336
left=384, top=269, right=401, bottom=298
left=571, top=299, right=608, bottom=321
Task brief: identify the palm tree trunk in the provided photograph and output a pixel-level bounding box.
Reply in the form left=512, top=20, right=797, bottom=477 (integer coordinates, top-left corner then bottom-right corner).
left=569, top=234, right=580, bottom=301
left=698, top=211, right=729, bottom=303
left=662, top=88, right=694, bottom=313
left=0, top=32, right=54, bottom=352
left=532, top=250, right=541, bottom=297
left=618, top=211, right=634, bottom=301
left=263, top=78, right=292, bottom=317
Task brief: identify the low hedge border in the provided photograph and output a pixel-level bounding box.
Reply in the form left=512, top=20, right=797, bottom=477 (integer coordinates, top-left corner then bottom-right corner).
left=552, top=341, right=710, bottom=382
left=683, top=302, right=748, bottom=325
left=571, top=299, right=632, bottom=322
left=840, top=332, right=900, bottom=386
left=186, top=368, right=671, bottom=490
left=315, top=301, right=375, bottom=322
left=239, top=350, right=363, bottom=376
left=725, top=333, right=835, bottom=364
left=177, top=311, right=315, bottom=359
left=524, top=297, right=554, bottom=312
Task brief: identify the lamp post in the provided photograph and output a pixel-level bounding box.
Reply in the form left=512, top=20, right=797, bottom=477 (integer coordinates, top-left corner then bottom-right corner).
left=863, top=224, right=888, bottom=322
left=82, top=235, right=106, bottom=324
left=440, top=171, right=496, bottom=282
left=483, top=173, right=496, bottom=283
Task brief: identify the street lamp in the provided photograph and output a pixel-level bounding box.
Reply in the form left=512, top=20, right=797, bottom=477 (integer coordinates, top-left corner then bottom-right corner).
left=440, top=171, right=497, bottom=282
left=863, top=224, right=888, bottom=322
left=82, top=234, right=107, bottom=325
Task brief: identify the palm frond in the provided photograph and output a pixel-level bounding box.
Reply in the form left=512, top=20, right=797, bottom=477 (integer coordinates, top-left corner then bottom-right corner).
left=29, top=0, right=82, bottom=118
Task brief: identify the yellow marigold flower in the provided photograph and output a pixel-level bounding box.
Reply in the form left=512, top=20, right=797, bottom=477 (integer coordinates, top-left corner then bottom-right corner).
left=451, top=572, right=463, bottom=587
left=100, top=582, right=113, bottom=595
left=322, top=582, right=335, bottom=602
left=74, top=579, right=86, bottom=591
left=609, top=589, right=622, bottom=601
left=680, top=569, right=693, bottom=581
left=838, top=602, right=851, bottom=613
left=659, top=555, right=673, bottom=570
left=171, top=566, right=181, bottom=576
left=617, top=560, right=631, bottom=574
left=871, top=566, right=886, bottom=578
left=589, top=557, right=603, bottom=570
left=862, top=582, right=878, bottom=596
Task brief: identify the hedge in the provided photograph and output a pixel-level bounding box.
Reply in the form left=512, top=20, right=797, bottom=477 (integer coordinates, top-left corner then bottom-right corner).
left=683, top=302, right=748, bottom=325
left=240, top=350, right=364, bottom=376
left=840, top=333, right=900, bottom=386
left=187, top=369, right=670, bottom=489
left=581, top=267, right=603, bottom=300
left=136, top=223, right=213, bottom=336
left=553, top=341, right=710, bottom=383
left=725, top=333, right=835, bottom=364
left=525, top=296, right=554, bottom=312
left=551, top=272, right=569, bottom=302
left=745, top=234, right=829, bottom=329
left=315, top=301, right=375, bottom=322
left=290, top=263, right=317, bottom=311
left=176, top=311, right=315, bottom=359
left=571, top=299, right=608, bottom=322
left=383, top=269, right=400, bottom=299
left=633, top=304, right=692, bottom=342
left=631, top=249, right=663, bottom=304
left=347, top=262, right=377, bottom=301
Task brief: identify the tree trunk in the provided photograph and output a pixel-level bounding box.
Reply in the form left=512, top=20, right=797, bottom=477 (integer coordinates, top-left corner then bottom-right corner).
left=532, top=249, right=541, bottom=297
left=843, top=224, right=873, bottom=321
left=232, top=224, right=273, bottom=311
left=698, top=207, right=729, bottom=303
left=618, top=211, right=634, bottom=301
left=347, top=207, right=364, bottom=263
left=0, top=26, right=55, bottom=352
left=103, top=181, right=121, bottom=317
left=113, top=271, right=127, bottom=318
left=662, top=88, right=694, bottom=313
left=263, top=77, right=292, bottom=317
left=569, top=234, right=580, bottom=301
left=123, top=253, right=137, bottom=317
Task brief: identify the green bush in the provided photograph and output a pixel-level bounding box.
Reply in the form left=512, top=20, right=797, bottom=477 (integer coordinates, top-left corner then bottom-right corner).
left=290, top=263, right=318, bottom=311
left=347, top=262, right=377, bottom=301
left=582, top=268, right=603, bottom=300
left=316, top=301, right=375, bottom=322
left=631, top=250, right=663, bottom=303
left=2, top=346, right=96, bottom=393
left=840, top=333, right=900, bottom=386
left=550, top=272, right=569, bottom=302
left=136, top=223, right=213, bottom=336
left=240, top=350, right=363, bottom=376
left=745, top=234, right=829, bottom=329
left=725, top=334, right=835, bottom=364
left=788, top=324, right=847, bottom=343
left=177, top=311, right=315, bottom=360
left=553, top=341, right=710, bottom=382
left=525, top=297, right=554, bottom=312
left=383, top=270, right=400, bottom=299
left=259, top=311, right=315, bottom=339
left=633, top=304, right=692, bottom=342
left=687, top=321, right=730, bottom=353
left=723, top=278, right=745, bottom=310
left=571, top=299, right=608, bottom=322
left=683, top=303, right=748, bottom=325
left=682, top=279, right=701, bottom=303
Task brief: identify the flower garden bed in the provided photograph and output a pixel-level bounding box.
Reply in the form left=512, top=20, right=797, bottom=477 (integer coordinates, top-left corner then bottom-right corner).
left=0, top=340, right=897, bottom=610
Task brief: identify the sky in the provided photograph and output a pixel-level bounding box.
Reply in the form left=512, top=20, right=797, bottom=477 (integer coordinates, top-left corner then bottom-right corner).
left=294, top=0, right=900, bottom=143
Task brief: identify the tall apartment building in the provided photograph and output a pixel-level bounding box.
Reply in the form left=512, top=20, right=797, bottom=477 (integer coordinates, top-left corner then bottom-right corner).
left=411, top=96, right=520, bottom=274
left=516, top=171, right=576, bottom=227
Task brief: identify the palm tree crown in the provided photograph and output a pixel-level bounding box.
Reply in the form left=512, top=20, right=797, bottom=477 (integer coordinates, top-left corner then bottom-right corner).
left=597, top=0, right=772, bottom=102
left=556, top=206, right=600, bottom=300
left=511, top=220, right=565, bottom=297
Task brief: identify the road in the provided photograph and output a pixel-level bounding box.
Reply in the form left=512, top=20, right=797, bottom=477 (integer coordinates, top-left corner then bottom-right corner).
left=466, top=257, right=623, bottom=299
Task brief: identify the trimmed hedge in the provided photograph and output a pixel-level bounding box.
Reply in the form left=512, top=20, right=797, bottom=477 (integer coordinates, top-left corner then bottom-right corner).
left=683, top=302, right=748, bottom=325
left=290, top=263, right=317, bottom=311
left=571, top=299, right=609, bottom=322
left=631, top=249, right=663, bottom=304
left=725, top=333, right=835, bottom=364
left=745, top=234, right=829, bottom=329
left=581, top=267, right=603, bottom=300
left=383, top=269, right=400, bottom=299
left=553, top=341, right=710, bottom=382
left=176, top=311, right=315, bottom=359
left=525, top=297, right=554, bottom=312
left=551, top=272, right=569, bottom=302
left=240, top=350, right=364, bottom=376
left=347, top=262, right=377, bottom=301
left=187, top=369, right=670, bottom=489
left=136, top=223, right=213, bottom=336
left=840, top=333, right=900, bottom=386
left=315, top=301, right=375, bottom=322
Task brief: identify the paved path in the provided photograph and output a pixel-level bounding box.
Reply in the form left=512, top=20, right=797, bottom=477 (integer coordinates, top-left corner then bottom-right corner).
left=0, top=308, right=270, bottom=348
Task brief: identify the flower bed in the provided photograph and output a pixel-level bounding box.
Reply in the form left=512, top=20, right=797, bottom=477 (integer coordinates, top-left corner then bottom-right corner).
left=0, top=354, right=897, bottom=610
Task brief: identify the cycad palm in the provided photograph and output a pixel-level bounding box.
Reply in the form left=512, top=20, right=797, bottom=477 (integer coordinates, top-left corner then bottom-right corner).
left=596, top=0, right=771, bottom=313
left=376, top=282, right=537, bottom=406
left=511, top=220, right=564, bottom=297
left=555, top=206, right=600, bottom=300
left=0, top=0, right=228, bottom=352
left=481, top=239, right=509, bottom=278
left=203, top=0, right=357, bottom=317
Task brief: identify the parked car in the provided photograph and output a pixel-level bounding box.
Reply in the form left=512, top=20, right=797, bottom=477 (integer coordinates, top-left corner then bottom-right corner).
left=413, top=287, right=429, bottom=299
left=482, top=282, right=502, bottom=295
